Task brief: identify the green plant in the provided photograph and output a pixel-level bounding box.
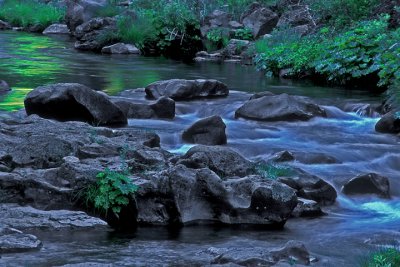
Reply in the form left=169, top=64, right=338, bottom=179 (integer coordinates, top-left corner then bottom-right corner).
left=362, top=248, right=400, bottom=267
left=254, top=163, right=294, bottom=180
left=233, top=28, right=253, bottom=41
left=86, top=169, right=139, bottom=216
left=116, top=14, right=156, bottom=49
left=0, top=0, right=64, bottom=30
left=206, top=28, right=229, bottom=50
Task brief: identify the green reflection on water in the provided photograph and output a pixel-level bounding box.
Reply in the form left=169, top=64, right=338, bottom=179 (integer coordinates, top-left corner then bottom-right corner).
left=0, top=88, right=32, bottom=111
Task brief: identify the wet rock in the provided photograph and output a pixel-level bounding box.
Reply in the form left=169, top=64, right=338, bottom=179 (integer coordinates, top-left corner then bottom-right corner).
left=145, top=79, right=229, bottom=101
left=375, top=111, right=400, bottom=134
left=343, top=103, right=380, bottom=118
left=0, top=20, right=11, bottom=30
left=222, top=39, right=252, bottom=58
left=291, top=198, right=323, bottom=217
left=0, top=80, right=11, bottom=92
left=74, top=17, right=117, bottom=51
left=113, top=96, right=175, bottom=119
left=278, top=169, right=337, bottom=205
left=65, top=0, right=108, bottom=32
left=0, top=204, right=107, bottom=229
left=293, top=152, right=340, bottom=164
left=43, top=24, right=70, bottom=34
left=270, top=240, right=311, bottom=265
left=342, top=173, right=390, bottom=198
left=249, top=91, right=275, bottom=100
left=271, top=151, right=295, bottom=162
left=0, top=226, right=42, bottom=253
left=235, top=93, right=326, bottom=122
left=24, top=83, right=127, bottom=126
left=240, top=3, right=279, bottom=38
left=101, top=43, right=140, bottom=54
left=177, top=145, right=254, bottom=177
left=200, top=10, right=232, bottom=38
left=182, top=115, right=227, bottom=145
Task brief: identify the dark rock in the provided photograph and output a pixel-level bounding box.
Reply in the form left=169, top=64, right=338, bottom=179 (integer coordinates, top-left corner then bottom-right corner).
left=177, top=145, right=254, bottom=177
left=24, top=83, right=127, bottom=126
left=27, top=24, right=44, bottom=33
left=375, top=112, right=400, bottom=134
left=65, top=0, right=108, bottom=32
left=0, top=226, right=42, bottom=253
left=0, top=204, right=107, bottom=229
left=101, top=43, right=140, bottom=54
left=270, top=240, right=311, bottom=265
left=293, top=152, right=340, bottom=164
left=182, top=115, right=227, bottom=145
left=291, top=198, right=323, bottom=217
left=43, top=24, right=70, bottom=34
left=113, top=97, right=175, bottom=119
left=0, top=80, right=11, bottom=92
left=249, top=91, right=275, bottom=100
left=74, top=17, right=117, bottom=51
left=0, top=20, right=11, bottom=30
left=240, top=3, right=279, bottom=38
left=271, top=151, right=295, bottom=162
left=235, top=93, right=326, bottom=122
left=278, top=169, right=337, bottom=205
left=342, top=173, right=390, bottom=198
left=200, top=10, right=232, bottom=38
left=145, top=79, right=229, bottom=101
left=277, top=5, right=316, bottom=29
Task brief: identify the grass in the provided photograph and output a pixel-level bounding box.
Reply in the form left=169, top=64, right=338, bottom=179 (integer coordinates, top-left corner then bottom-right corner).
left=0, top=0, right=65, bottom=30
left=361, top=248, right=400, bottom=267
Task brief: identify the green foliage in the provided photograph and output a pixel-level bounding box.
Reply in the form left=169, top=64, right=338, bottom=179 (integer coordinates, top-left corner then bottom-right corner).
left=206, top=28, right=229, bottom=50
left=86, top=169, right=138, bottom=216
left=95, top=1, right=121, bottom=18
left=361, top=248, right=400, bottom=267
left=116, top=14, right=156, bottom=49
left=233, top=28, right=253, bottom=41
left=254, top=163, right=294, bottom=180
left=0, top=0, right=64, bottom=29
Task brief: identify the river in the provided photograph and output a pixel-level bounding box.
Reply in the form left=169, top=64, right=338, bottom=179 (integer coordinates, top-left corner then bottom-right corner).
left=0, top=30, right=399, bottom=266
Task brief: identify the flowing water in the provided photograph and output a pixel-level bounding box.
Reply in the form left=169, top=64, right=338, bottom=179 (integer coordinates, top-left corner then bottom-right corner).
left=0, top=31, right=399, bottom=266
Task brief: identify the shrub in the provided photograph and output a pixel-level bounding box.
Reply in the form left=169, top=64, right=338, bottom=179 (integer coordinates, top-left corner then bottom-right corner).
left=116, top=13, right=156, bottom=49
left=233, top=28, right=253, bottom=41
left=361, top=248, right=400, bottom=267
left=0, top=0, right=64, bottom=30
left=86, top=169, right=139, bottom=216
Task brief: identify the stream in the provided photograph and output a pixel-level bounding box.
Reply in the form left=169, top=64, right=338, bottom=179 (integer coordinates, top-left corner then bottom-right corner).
left=0, top=31, right=399, bottom=266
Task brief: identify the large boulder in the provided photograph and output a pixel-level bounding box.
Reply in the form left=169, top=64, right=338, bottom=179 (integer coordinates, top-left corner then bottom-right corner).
left=0, top=80, right=11, bottom=92
left=145, top=79, right=229, bottom=100
left=342, top=173, right=390, bottom=198
left=43, top=24, right=70, bottom=34
left=240, top=3, right=279, bottom=38
left=113, top=97, right=175, bottom=119
left=277, top=4, right=316, bottom=29
left=182, top=115, right=227, bottom=145
left=101, top=43, right=140, bottom=54
left=200, top=10, right=234, bottom=38
left=74, top=17, right=117, bottom=51
left=65, top=0, right=108, bottom=32
left=375, top=111, right=400, bottom=134
left=235, top=93, right=326, bottom=122
left=24, top=83, right=126, bottom=126
left=176, top=145, right=254, bottom=177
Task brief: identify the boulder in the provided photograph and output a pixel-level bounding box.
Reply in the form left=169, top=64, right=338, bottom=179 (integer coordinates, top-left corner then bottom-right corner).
left=0, top=20, right=11, bottom=30
left=0, top=226, right=42, bottom=253
left=65, top=0, right=108, bottom=32
left=291, top=198, right=323, bottom=217
left=375, top=112, right=400, bottom=134
left=113, top=97, right=175, bottom=119
left=182, top=115, right=227, bottom=145
left=200, top=10, right=232, bottom=38
left=24, top=83, right=127, bottom=126
left=74, top=17, right=117, bottom=51
left=240, top=3, right=279, bottom=38
left=0, top=80, right=11, bottom=92
left=43, top=24, right=70, bottom=34
left=277, top=5, right=316, bottom=29
left=271, top=151, right=295, bottom=162
left=270, top=240, right=311, bottom=265
left=342, top=173, right=390, bottom=198
left=176, top=145, right=254, bottom=177
left=221, top=39, right=252, bottom=57
left=101, top=43, right=140, bottom=54
left=145, top=79, right=229, bottom=100
left=235, top=93, right=326, bottom=122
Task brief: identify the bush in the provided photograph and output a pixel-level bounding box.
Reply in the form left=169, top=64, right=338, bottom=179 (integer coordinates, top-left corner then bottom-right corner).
left=233, top=28, right=254, bottom=41
left=362, top=248, right=400, bottom=267
left=0, top=0, right=64, bottom=30
left=86, top=169, right=139, bottom=216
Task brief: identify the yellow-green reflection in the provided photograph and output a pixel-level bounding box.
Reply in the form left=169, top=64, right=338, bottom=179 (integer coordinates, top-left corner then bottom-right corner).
left=0, top=87, right=33, bottom=111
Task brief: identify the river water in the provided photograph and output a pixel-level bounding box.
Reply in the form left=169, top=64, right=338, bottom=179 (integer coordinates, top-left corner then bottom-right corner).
left=0, top=31, right=399, bottom=266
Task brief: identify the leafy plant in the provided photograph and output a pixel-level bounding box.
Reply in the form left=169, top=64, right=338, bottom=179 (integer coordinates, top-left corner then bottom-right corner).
left=233, top=28, right=253, bottom=41
left=86, top=169, right=139, bottom=216
left=206, top=28, right=229, bottom=50
left=361, top=248, right=400, bottom=267
left=254, top=163, right=294, bottom=180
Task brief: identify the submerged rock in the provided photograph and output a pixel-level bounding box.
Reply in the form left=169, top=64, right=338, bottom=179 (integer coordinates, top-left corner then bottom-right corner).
left=240, top=3, right=279, bottom=38
left=24, top=83, right=127, bottom=126
left=0, top=226, right=42, bottom=253
left=43, top=24, right=70, bottom=34
left=235, top=93, right=326, bottom=122
left=0, top=80, right=11, bottom=92
left=342, top=173, right=390, bottom=198
left=145, top=79, right=229, bottom=101
left=182, top=115, right=227, bottom=145
left=101, top=43, right=140, bottom=54
left=375, top=112, right=400, bottom=134
left=113, top=96, right=175, bottom=119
